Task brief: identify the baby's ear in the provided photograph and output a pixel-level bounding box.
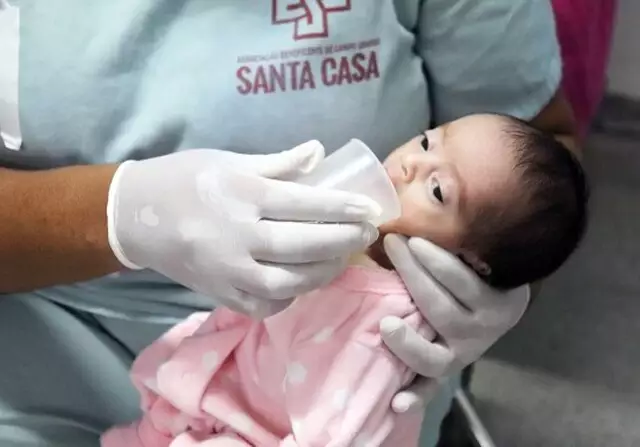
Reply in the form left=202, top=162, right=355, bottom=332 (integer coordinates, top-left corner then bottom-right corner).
left=459, top=250, right=492, bottom=276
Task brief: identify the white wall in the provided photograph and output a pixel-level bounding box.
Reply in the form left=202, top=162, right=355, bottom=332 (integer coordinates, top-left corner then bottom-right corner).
left=608, top=0, right=640, bottom=98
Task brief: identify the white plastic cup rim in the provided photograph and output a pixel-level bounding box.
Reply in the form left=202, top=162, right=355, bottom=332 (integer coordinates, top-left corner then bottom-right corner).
left=295, top=139, right=402, bottom=226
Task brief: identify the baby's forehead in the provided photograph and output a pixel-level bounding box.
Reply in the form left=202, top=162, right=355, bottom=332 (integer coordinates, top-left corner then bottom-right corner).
left=442, top=114, right=518, bottom=156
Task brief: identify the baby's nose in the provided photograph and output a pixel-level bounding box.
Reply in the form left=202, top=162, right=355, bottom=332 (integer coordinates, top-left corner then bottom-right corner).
left=402, top=153, right=434, bottom=181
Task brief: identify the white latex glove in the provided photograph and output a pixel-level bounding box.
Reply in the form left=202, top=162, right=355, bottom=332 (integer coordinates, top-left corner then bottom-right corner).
left=380, top=235, right=530, bottom=413
left=107, top=141, right=381, bottom=318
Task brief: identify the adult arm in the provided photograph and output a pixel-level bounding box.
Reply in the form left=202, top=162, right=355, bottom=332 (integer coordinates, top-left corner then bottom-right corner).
left=0, top=164, right=121, bottom=293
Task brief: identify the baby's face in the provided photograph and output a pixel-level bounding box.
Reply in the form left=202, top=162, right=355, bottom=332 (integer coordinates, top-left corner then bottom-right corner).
left=379, top=114, right=520, bottom=252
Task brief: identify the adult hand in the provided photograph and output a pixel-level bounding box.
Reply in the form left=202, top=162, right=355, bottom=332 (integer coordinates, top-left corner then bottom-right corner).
left=107, top=141, right=381, bottom=318
left=380, top=235, right=530, bottom=413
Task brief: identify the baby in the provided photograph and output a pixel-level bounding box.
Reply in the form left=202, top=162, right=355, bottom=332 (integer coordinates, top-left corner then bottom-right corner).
left=102, top=114, right=588, bottom=447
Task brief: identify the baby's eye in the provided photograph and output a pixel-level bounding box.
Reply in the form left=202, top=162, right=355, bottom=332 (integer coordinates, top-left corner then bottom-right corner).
left=420, top=133, right=429, bottom=151
left=430, top=178, right=444, bottom=203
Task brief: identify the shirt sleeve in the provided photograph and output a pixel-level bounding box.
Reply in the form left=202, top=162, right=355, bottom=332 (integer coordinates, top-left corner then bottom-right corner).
left=418, top=0, right=562, bottom=124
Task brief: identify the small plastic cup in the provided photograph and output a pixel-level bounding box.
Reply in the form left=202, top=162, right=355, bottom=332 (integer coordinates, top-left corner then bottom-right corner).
left=295, top=139, right=401, bottom=226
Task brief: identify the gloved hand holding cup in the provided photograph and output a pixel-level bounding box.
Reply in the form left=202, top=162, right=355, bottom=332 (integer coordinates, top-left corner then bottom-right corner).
left=106, top=141, right=385, bottom=318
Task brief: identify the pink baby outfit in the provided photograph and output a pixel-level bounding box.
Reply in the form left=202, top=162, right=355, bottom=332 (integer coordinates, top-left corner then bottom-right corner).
left=102, top=266, right=426, bottom=447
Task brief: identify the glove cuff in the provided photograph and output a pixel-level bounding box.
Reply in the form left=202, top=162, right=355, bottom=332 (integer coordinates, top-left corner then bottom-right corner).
left=106, top=160, right=144, bottom=270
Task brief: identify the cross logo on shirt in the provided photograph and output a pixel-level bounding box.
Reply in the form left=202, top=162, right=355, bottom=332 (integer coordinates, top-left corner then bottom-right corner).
left=272, top=0, right=351, bottom=40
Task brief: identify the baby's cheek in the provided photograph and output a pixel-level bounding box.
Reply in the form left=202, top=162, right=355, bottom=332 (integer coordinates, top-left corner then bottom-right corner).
left=377, top=193, right=414, bottom=232
left=379, top=210, right=429, bottom=238
left=380, top=217, right=463, bottom=257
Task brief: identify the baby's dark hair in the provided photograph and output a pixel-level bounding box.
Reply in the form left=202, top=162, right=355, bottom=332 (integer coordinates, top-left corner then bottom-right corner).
left=461, top=115, right=589, bottom=290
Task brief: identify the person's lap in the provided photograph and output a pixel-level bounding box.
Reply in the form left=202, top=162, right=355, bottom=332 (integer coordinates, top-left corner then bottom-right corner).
left=0, top=294, right=455, bottom=447
left=0, top=294, right=141, bottom=446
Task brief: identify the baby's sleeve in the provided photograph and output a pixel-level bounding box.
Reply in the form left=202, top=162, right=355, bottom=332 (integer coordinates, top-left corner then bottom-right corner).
left=278, top=317, right=421, bottom=447
left=130, top=312, right=212, bottom=410
left=130, top=309, right=250, bottom=414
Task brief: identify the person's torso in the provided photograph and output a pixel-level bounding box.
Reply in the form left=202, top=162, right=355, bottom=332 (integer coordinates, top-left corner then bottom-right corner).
left=1, top=0, right=431, bottom=320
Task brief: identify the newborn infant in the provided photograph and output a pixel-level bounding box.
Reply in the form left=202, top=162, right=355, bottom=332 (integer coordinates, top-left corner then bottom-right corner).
left=102, top=114, right=588, bottom=447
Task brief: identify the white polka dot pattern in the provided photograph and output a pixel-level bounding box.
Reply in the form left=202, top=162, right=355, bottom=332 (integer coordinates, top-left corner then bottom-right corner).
left=312, top=326, right=334, bottom=343
left=286, top=362, right=308, bottom=385
left=136, top=205, right=160, bottom=227
left=201, top=351, right=220, bottom=373
left=331, top=388, right=350, bottom=410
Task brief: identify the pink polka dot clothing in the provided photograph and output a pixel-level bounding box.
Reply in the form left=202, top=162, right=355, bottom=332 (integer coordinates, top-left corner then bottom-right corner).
left=102, top=266, right=427, bottom=447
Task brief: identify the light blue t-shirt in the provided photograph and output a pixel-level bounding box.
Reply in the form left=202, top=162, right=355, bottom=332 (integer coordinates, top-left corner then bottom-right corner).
left=1, top=0, right=561, bottom=322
